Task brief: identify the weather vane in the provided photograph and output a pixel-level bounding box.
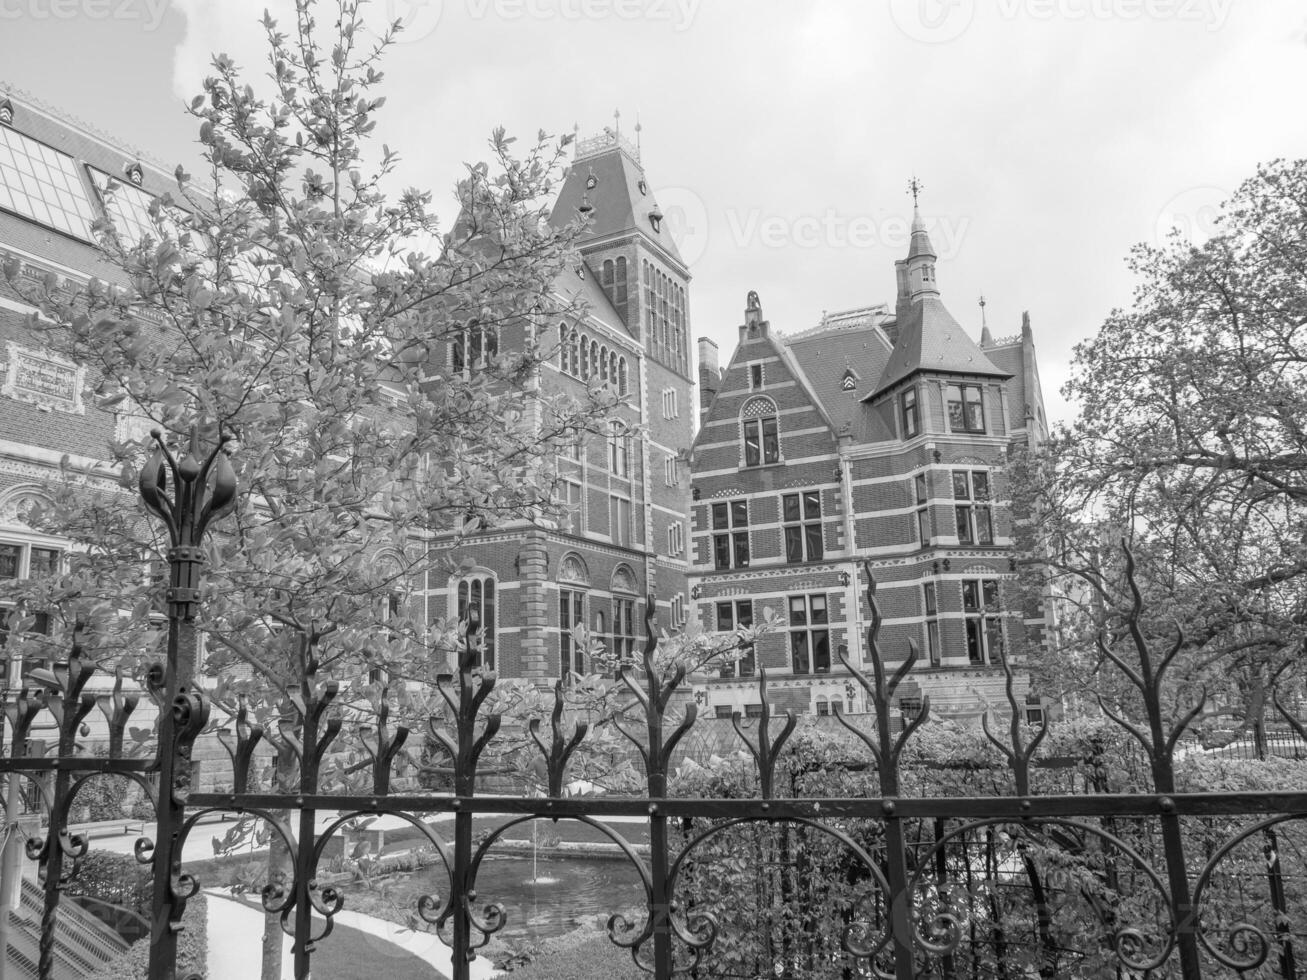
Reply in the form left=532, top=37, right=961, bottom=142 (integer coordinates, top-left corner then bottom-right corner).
left=908, top=176, right=924, bottom=207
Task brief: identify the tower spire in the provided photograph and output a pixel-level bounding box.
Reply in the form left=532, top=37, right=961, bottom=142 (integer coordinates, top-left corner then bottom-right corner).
left=979, top=295, right=994, bottom=346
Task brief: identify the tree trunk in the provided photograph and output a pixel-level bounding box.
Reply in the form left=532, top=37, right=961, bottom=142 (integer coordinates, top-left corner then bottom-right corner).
left=263, top=743, right=297, bottom=980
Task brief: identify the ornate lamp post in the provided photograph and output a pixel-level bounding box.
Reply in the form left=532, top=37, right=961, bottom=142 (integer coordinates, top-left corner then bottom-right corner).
left=138, top=428, right=236, bottom=979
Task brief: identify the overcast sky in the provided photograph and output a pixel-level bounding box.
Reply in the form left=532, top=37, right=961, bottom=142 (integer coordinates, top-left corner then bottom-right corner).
left=3, top=0, right=1305, bottom=423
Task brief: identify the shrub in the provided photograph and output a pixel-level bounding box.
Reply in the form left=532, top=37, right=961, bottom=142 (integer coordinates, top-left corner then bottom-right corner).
left=84, top=892, right=207, bottom=980
left=493, top=930, right=645, bottom=979
left=64, top=849, right=153, bottom=915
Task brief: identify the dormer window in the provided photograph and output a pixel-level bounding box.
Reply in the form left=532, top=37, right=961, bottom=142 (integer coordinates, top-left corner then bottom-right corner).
left=124, top=162, right=144, bottom=186
left=0, top=99, right=13, bottom=126
left=637, top=179, right=648, bottom=195
left=649, top=207, right=663, bottom=233
left=585, top=168, right=598, bottom=190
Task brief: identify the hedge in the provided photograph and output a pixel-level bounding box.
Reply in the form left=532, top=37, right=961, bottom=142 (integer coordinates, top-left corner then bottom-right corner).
left=84, top=892, right=208, bottom=980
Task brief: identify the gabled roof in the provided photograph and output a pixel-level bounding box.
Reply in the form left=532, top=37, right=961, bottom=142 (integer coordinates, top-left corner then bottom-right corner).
left=549, top=143, right=686, bottom=269
left=867, top=296, right=1009, bottom=399
left=551, top=262, right=634, bottom=340
left=785, top=311, right=895, bottom=440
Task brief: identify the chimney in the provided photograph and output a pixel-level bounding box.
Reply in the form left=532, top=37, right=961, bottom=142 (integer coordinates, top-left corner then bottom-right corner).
left=893, top=259, right=912, bottom=324
left=697, top=336, right=721, bottom=419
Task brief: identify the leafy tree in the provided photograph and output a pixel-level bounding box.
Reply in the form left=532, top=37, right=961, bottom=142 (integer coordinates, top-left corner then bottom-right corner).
left=1, top=1, right=620, bottom=975
left=1012, top=158, right=1307, bottom=740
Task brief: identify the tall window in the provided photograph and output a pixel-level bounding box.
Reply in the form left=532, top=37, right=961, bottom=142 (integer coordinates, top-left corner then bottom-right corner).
left=915, top=473, right=931, bottom=545
left=711, top=500, right=750, bottom=570
left=557, top=323, right=581, bottom=378
left=750, top=364, right=763, bottom=390
left=782, top=490, right=824, bottom=563
left=963, top=579, right=1003, bottom=665
left=618, top=358, right=629, bottom=396
left=953, top=470, right=993, bottom=545
left=664, top=455, right=679, bottom=487
left=666, top=521, right=685, bottom=556
left=716, top=599, right=755, bottom=677
left=608, top=423, right=630, bottom=477
left=456, top=575, right=496, bottom=669
left=452, top=321, right=497, bottom=374
left=741, top=398, right=780, bottom=467
left=670, top=593, right=686, bottom=628
left=609, top=495, right=632, bottom=546
left=923, top=582, right=940, bottom=666
left=560, top=480, right=584, bottom=534
left=662, top=388, right=679, bottom=419
left=559, top=588, right=585, bottom=677
left=0, top=542, right=59, bottom=651
left=612, top=596, right=636, bottom=660
left=946, top=383, right=986, bottom=433
left=789, top=594, right=830, bottom=674
left=901, top=386, right=919, bottom=438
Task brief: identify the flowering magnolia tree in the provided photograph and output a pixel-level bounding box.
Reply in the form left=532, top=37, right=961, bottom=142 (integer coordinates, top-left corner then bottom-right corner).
left=1, top=1, right=623, bottom=974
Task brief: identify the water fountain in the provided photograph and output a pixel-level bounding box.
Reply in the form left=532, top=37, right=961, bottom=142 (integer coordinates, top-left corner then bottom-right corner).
left=526, top=820, right=560, bottom=886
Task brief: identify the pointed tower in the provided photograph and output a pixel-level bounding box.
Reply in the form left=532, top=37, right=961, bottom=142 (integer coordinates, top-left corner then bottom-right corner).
left=550, top=118, right=692, bottom=378
left=547, top=118, right=696, bottom=635
left=867, top=187, right=1010, bottom=436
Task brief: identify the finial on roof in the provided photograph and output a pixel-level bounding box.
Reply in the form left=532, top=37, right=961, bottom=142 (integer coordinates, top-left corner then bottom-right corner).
left=979, top=295, right=994, bottom=347
left=1022, top=310, right=1033, bottom=340
left=908, top=176, right=924, bottom=207
left=634, top=113, right=642, bottom=156
left=613, top=108, right=621, bottom=136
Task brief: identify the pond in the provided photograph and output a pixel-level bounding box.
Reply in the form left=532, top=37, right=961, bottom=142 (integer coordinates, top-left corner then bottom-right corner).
left=411, top=853, right=646, bottom=945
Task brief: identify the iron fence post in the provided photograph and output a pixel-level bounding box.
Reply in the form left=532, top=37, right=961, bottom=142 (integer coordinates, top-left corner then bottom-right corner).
left=138, top=429, right=236, bottom=980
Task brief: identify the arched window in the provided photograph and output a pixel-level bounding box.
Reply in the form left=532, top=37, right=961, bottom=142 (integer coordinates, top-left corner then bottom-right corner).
left=456, top=572, right=496, bottom=670
left=611, top=565, right=638, bottom=660
left=614, top=256, right=628, bottom=322
left=579, top=333, right=590, bottom=380
left=559, top=554, right=589, bottom=678
left=452, top=320, right=496, bottom=374
left=589, top=340, right=599, bottom=379
left=618, top=358, right=628, bottom=397
left=741, top=396, right=780, bottom=467
left=600, top=345, right=609, bottom=382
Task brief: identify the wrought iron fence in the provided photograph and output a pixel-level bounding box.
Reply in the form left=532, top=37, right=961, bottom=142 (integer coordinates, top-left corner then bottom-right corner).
left=3, top=433, right=1307, bottom=979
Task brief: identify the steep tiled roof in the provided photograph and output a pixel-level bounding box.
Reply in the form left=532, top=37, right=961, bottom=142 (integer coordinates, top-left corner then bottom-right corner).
left=785, top=313, right=895, bottom=441
left=549, top=144, right=685, bottom=269
left=868, top=296, right=1009, bottom=398
left=551, top=262, right=631, bottom=338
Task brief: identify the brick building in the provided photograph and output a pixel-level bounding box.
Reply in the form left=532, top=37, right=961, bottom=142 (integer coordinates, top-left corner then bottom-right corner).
left=425, top=126, right=695, bottom=683
left=0, top=88, right=167, bottom=657
left=688, top=204, right=1052, bottom=722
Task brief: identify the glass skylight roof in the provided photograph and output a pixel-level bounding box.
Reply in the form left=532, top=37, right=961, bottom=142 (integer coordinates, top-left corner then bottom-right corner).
left=89, top=167, right=161, bottom=247
left=0, top=126, right=97, bottom=239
